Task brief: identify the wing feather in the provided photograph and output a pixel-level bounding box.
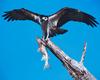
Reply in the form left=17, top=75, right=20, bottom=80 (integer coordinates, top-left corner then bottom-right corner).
left=49, top=7, right=99, bottom=27
left=2, top=8, right=40, bottom=24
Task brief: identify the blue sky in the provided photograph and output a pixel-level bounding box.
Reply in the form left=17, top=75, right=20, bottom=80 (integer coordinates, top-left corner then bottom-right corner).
left=0, top=0, right=100, bottom=80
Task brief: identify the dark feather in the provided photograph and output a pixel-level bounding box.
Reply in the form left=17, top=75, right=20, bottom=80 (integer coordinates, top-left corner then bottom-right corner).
left=49, top=28, right=68, bottom=37
left=2, top=8, right=40, bottom=24
left=49, top=7, right=99, bottom=28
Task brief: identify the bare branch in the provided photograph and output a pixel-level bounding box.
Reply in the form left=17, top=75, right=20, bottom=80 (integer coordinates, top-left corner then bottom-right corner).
left=80, top=42, right=87, bottom=64
left=36, top=38, right=96, bottom=80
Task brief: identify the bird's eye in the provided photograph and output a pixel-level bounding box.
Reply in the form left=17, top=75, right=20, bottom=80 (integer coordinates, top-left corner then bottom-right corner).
left=42, top=17, right=47, bottom=21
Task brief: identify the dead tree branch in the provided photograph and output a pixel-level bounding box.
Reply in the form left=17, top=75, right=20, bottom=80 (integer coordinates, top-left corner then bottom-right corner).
left=36, top=38, right=96, bottom=80
left=80, top=42, right=87, bottom=65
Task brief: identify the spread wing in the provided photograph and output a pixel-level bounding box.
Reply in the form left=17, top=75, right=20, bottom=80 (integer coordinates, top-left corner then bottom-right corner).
left=2, top=8, right=40, bottom=24
left=49, top=7, right=99, bottom=27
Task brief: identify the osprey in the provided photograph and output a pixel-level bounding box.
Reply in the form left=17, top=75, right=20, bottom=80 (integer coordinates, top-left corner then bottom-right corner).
left=2, top=7, right=99, bottom=40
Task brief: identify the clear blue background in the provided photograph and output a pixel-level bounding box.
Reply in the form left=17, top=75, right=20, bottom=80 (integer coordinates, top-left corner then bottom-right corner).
left=0, top=0, right=100, bottom=80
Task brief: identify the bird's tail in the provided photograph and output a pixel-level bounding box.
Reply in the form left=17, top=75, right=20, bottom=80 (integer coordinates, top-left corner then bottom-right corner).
left=49, top=28, right=68, bottom=37
left=56, top=28, right=68, bottom=34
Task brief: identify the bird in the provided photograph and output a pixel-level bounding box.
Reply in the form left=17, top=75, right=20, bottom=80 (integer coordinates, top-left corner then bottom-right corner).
left=2, top=7, right=99, bottom=40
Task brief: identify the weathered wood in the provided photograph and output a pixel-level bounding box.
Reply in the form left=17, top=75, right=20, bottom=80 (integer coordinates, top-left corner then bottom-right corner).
left=36, top=38, right=96, bottom=80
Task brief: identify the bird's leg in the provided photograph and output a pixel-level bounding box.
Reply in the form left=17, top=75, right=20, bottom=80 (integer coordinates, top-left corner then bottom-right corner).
left=42, top=27, right=50, bottom=42
left=42, top=36, right=45, bottom=42
left=42, top=35, right=48, bottom=42
left=45, top=26, right=50, bottom=41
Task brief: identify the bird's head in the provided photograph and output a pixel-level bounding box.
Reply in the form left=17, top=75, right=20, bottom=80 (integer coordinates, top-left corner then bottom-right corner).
left=40, top=16, right=48, bottom=23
